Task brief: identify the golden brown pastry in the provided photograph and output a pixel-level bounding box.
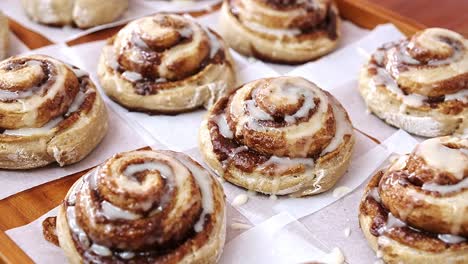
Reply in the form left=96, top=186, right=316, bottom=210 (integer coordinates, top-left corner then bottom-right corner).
left=98, top=13, right=236, bottom=114
left=199, top=76, right=355, bottom=196
left=0, top=11, right=9, bottom=60
left=0, top=55, right=108, bottom=169
left=359, top=136, right=468, bottom=264
left=20, top=0, right=129, bottom=28
left=218, top=0, right=341, bottom=64
left=56, top=149, right=226, bottom=264
left=359, top=28, right=468, bottom=137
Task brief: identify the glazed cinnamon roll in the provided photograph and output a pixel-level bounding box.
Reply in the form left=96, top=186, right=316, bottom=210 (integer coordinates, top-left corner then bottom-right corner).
left=359, top=28, right=468, bottom=137
left=21, top=0, right=129, bottom=28
left=219, top=0, right=341, bottom=64
left=98, top=13, right=236, bottom=114
left=0, top=55, right=108, bottom=170
left=359, top=136, right=468, bottom=263
left=199, top=76, right=354, bottom=196
left=56, top=149, right=226, bottom=263
left=0, top=11, right=8, bottom=60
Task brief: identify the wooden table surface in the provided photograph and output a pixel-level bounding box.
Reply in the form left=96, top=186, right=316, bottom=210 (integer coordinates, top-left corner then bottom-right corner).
left=0, top=0, right=465, bottom=263
left=368, top=0, right=468, bottom=36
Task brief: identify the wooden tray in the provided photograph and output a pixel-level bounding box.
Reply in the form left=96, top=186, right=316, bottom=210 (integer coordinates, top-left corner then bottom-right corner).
left=0, top=1, right=425, bottom=263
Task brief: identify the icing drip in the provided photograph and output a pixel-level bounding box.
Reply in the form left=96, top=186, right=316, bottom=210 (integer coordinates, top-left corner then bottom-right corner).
left=100, top=201, right=141, bottom=221
left=174, top=153, right=214, bottom=233
left=370, top=66, right=426, bottom=107
left=422, top=178, right=468, bottom=194
left=416, top=138, right=467, bottom=180
left=259, top=155, right=314, bottom=175
left=214, top=114, right=233, bottom=139
left=321, top=103, right=353, bottom=155
left=123, top=162, right=172, bottom=179
left=122, top=71, right=143, bottom=83
left=438, top=234, right=467, bottom=244
left=378, top=213, right=406, bottom=235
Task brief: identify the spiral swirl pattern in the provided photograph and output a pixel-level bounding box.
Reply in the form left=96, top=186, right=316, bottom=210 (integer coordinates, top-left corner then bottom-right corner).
left=57, top=150, right=225, bottom=263
left=0, top=55, right=80, bottom=129
left=98, top=13, right=236, bottom=113
left=359, top=136, right=468, bottom=263
left=359, top=28, right=467, bottom=137
left=199, top=76, right=354, bottom=196
left=219, top=0, right=340, bottom=63
left=0, top=55, right=108, bottom=169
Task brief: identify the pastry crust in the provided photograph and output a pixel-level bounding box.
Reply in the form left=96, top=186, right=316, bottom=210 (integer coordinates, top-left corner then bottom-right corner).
left=359, top=136, right=468, bottom=263
left=0, top=55, right=108, bottom=170
left=358, top=28, right=468, bottom=137
left=199, top=76, right=355, bottom=196
left=218, top=0, right=341, bottom=64
left=97, top=13, right=236, bottom=114
left=20, top=0, right=128, bottom=28
left=0, top=11, right=8, bottom=60
left=56, top=150, right=226, bottom=264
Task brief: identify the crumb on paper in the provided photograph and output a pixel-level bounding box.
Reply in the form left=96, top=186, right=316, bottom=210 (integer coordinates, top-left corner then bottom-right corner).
left=232, top=193, right=249, bottom=206
left=230, top=222, right=252, bottom=230
left=332, top=186, right=351, bottom=198
left=42, top=216, right=59, bottom=247
left=343, top=227, right=351, bottom=237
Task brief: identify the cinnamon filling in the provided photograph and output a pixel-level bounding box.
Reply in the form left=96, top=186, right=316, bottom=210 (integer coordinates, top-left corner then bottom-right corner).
left=106, top=15, right=228, bottom=96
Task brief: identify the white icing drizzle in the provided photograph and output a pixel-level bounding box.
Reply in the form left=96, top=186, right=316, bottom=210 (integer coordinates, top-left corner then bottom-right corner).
left=422, top=177, right=468, bottom=194
left=72, top=68, right=88, bottom=78
left=321, top=103, right=353, bottom=155
left=438, top=234, right=467, bottom=244
left=178, top=26, right=193, bottom=38
left=283, top=87, right=316, bottom=124
left=175, top=154, right=214, bottom=233
left=243, top=20, right=301, bottom=37
left=445, top=89, right=468, bottom=103
left=3, top=81, right=92, bottom=136
left=122, top=71, right=143, bottom=83
left=3, top=117, right=63, bottom=136
left=123, top=162, right=172, bottom=179
left=90, top=244, right=112, bottom=257
left=232, top=193, right=249, bottom=206
left=214, top=114, right=233, bottom=139
left=119, top=251, right=136, bottom=260
left=259, top=155, right=314, bottom=175
left=416, top=138, right=467, bottom=180
left=245, top=100, right=273, bottom=121
left=378, top=213, right=406, bottom=235
left=206, top=30, right=221, bottom=58
left=370, top=66, right=426, bottom=108
left=0, top=89, right=34, bottom=100
left=100, top=200, right=141, bottom=221
left=368, top=187, right=381, bottom=203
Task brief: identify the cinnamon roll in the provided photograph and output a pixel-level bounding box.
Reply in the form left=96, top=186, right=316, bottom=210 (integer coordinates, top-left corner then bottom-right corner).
left=359, top=28, right=468, bottom=137
left=21, top=0, right=129, bottom=28
left=218, top=0, right=341, bottom=64
left=98, top=13, right=236, bottom=114
left=56, top=149, right=226, bottom=263
left=0, top=55, right=108, bottom=170
left=0, top=11, right=8, bottom=60
left=359, top=136, right=468, bottom=263
left=199, top=76, right=354, bottom=196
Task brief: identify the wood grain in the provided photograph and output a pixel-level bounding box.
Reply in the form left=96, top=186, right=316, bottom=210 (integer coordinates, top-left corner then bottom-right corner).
left=366, top=0, right=468, bottom=36
left=0, top=1, right=454, bottom=263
